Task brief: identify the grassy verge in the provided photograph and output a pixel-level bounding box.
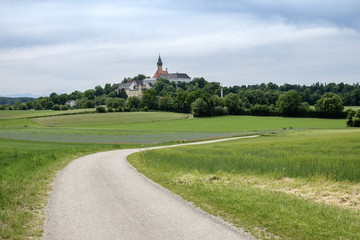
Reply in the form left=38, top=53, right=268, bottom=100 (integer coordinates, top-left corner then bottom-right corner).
left=0, top=138, right=144, bottom=239
left=128, top=129, right=360, bottom=239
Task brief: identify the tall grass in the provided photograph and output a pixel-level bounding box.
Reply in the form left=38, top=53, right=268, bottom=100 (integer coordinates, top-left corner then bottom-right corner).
left=140, top=130, right=360, bottom=182
left=0, top=138, right=140, bottom=239
left=129, top=129, right=360, bottom=239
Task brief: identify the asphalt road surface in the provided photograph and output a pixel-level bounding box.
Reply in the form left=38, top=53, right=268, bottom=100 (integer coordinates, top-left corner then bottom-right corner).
left=44, top=136, right=258, bottom=240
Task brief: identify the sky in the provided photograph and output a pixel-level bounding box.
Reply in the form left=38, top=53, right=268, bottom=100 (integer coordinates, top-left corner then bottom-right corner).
left=1, top=0, right=360, bottom=97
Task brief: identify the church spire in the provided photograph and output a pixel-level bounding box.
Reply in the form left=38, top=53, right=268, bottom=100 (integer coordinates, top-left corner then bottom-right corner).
left=157, top=54, right=163, bottom=71
left=157, top=54, right=163, bottom=67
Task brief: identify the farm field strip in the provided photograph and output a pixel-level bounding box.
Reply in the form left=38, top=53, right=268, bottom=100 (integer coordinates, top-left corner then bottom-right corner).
left=128, top=129, right=360, bottom=240
left=0, top=131, right=244, bottom=143
left=0, top=113, right=347, bottom=144
left=33, top=111, right=188, bottom=126
left=0, top=109, right=95, bottom=120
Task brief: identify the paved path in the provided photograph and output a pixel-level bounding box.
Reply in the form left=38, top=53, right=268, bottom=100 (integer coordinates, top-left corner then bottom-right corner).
left=44, top=136, right=258, bottom=240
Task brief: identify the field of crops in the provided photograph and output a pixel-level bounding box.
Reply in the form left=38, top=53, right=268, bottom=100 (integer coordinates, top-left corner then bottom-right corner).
left=0, top=111, right=346, bottom=144
left=129, top=129, right=360, bottom=239
left=34, top=111, right=188, bottom=126
left=0, top=109, right=95, bottom=120
left=0, top=110, right=355, bottom=239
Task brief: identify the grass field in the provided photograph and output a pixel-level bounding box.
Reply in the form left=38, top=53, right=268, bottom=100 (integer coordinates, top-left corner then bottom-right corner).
left=34, top=111, right=188, bottom=126
left=0, top=112, right=346, bottom=144
left=129, top=129, right=360, bottom=239
left=0, top=110, right=355, bottom=239
left=344, top=106, right=360, bottom=111
left=0, top=109, right=95, bottom=120
left=0, top=138, right=149, bottom=239
left=62, top=115, right=346, bottom=131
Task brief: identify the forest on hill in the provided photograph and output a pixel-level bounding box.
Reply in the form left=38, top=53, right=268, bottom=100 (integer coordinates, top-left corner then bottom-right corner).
left=1, top=76, right=359, bottom=120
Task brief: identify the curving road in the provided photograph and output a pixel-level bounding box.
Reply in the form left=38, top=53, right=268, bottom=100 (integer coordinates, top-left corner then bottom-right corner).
left=44, top=136, right=258, bottom=240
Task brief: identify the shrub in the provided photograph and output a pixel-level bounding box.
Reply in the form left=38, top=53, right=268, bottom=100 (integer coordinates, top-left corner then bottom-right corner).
left=60, top=105, right=69, bottom=111
left=107, top=107, right=114, bottom=112
left=250, top=104, right=270, bottom=116
left=85, top=100, right=95, bottom=108
left=116, top=107, right=124, bottom=112
left=52, top=105, right=61, bottom=111
left=346, top=110, right=356, bottom=127
left=0, top=105, right=5, bottom=110
left=34, top=103, right=43, bottom=110
left=346, top=110, right=360, bottom=127
left=96, top=106, right=106, bottom=113
left=213, top=106, right=228, bottom=116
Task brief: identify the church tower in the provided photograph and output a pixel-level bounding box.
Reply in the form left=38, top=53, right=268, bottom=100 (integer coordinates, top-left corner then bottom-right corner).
left=153, top=54, right=168, bottom=78
left=157, top=55, right=163, bottom=71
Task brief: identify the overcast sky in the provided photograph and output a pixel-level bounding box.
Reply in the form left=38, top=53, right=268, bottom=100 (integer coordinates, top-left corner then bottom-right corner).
left=1, top=0, right=360, bottom=97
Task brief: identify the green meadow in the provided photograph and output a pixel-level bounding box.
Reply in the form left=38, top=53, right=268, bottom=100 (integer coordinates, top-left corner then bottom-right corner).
left=0, top=110, right=355, bottom=239
left=0, top=112, right=346, bottom=144
left=0, top=109, right=95, bottom=120
left=129, top=129, right=360, bottom=240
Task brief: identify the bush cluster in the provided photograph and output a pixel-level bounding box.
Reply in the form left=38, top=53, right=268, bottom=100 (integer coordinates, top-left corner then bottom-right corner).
left=346, top=110, right=360, bottom=127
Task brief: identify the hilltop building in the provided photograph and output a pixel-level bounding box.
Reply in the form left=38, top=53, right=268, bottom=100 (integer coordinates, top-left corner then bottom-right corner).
left=158, top=72, right=191, bottom=83
left=153, top=55, right=169, bottom=78
left=116, top=55, right=192, bottom=98
left=116, top=80, right=152, bottom=98
left=154, top=55, right=191, bottom=83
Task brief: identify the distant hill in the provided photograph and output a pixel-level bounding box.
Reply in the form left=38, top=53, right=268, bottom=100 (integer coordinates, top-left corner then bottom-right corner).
left=0, top=97, right=36, bottom=105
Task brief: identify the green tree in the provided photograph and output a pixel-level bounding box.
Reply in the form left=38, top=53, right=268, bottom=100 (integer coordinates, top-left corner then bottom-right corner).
left=26, top=101, right=34, bottom=110
left=190, top=77, right=207, bottom=89
left=84, top=89, right=95, bottom=100
left=34, top=103, right=43, bottom=110
left=52, top=104, right=61, bottom=110
left=191, top=98, right=208, bottom=117
left=50, top=92, right=58, bottom=104
left=315, top=93, right=344, bottom=117
left=353, top=110, right=360, bottom=127
left=19, top=103, right=27, bottom=110
left=133, top=74, right=147, bottom=81
left=346, top=110, right=356, bottom=127
left=104, top=83, right=112, bottom=95
left=276, top=90, right=302, bottom=116
left=140, top=89, right=158, bottom=110
left=96, top=106, right=106, bottom=113
left=106, top=98, right=114, bottom=108
left=13, top=102, right=21, bottom=110
left=95, top=85, right=104, bottom=96
left=173, top=91, right=188, bottom=113
left=60, top=105, right=69, bottom=111
left=159, top=95, right=174, bottom=111
left=58, top=93, right=68, bottom=105
left=117, top=88, right=128, bottom=99
left=85, top=100, right=95, bottom=108
left=113, top=98, right=125, bottom=108
left=126, top=96, right=140, bottom=110
left=224, top=93, right=243, bottom=115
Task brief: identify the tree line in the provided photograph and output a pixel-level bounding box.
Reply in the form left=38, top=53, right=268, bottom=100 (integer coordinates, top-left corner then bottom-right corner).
left=1, top=76, right=359, bottom=119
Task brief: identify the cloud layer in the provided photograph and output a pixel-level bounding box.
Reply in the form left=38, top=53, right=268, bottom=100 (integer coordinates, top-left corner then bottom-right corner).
left=0, top=0, right=359, bottom=96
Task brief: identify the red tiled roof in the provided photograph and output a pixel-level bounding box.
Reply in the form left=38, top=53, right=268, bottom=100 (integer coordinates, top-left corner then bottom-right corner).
left=153, top=70, right=169, bottom=78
